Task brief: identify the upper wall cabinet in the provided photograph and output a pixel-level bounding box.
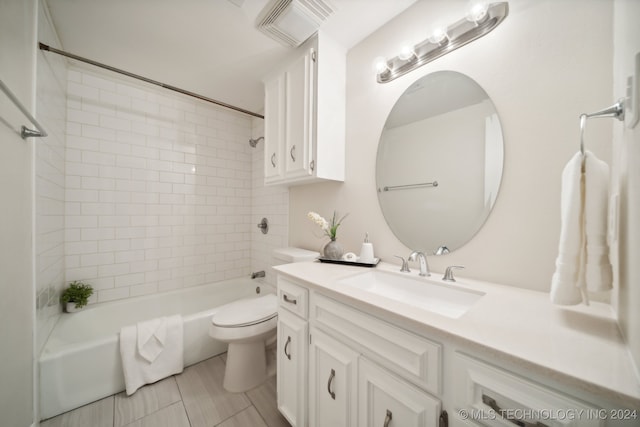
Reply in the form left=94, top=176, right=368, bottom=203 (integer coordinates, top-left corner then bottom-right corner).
left=263, top=32, right=346, bottom=186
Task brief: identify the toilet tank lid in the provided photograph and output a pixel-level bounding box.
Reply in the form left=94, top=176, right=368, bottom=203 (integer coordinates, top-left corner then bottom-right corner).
left=273, top=247, right=319, bottom=262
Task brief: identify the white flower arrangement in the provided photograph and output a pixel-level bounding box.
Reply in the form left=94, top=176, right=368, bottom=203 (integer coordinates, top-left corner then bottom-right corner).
left=307, top=211, right=347, bottom=241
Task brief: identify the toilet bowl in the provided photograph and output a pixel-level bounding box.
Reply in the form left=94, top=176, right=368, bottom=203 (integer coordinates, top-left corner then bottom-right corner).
left=210, top=247, right=319, bottom=392
left=209, top=293, right=278, bottom=392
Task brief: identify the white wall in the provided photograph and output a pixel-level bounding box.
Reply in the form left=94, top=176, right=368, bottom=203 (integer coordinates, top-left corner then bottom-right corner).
left=0, top=0, right=37, bottom=425
left=36, top=0, right=67, bottom=355
left=289, top=0, right=614, bottom=292
left=64, top=66, right=254, bottom=303
left=612, top=0, right=640, bottom=376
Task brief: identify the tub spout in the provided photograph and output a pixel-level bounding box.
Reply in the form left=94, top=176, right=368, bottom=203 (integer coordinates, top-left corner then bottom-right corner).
left=251, top=271, right=265, bottom=279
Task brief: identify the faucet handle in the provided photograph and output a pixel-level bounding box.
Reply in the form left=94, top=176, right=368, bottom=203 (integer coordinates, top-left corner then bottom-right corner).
left=443, top=265, right=464, bottom=282
left=394, top=255, right=411, bottom=273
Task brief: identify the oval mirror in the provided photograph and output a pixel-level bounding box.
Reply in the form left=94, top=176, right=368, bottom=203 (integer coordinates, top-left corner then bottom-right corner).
left=376, top=71, right=504, bottom=254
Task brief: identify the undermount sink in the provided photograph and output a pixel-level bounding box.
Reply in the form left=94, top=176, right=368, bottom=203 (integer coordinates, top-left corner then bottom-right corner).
left=336, top=270, right=484, bottom=319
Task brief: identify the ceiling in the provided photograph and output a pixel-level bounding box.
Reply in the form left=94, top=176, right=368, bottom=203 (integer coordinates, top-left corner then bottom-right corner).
left=45, top=0, right=417, bottom=115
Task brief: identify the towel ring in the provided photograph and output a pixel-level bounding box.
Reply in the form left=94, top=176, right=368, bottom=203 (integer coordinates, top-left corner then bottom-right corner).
left=579, top=99, right=625, bottom=155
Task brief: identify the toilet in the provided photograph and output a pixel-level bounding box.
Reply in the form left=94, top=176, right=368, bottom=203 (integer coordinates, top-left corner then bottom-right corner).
left=209, top=247, right=319, bottom=392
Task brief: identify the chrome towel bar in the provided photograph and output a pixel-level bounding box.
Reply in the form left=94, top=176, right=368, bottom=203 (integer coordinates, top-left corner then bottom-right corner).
left=379, top=181, right=438, bottom=192
left=0, top=78, right=48, bottom=140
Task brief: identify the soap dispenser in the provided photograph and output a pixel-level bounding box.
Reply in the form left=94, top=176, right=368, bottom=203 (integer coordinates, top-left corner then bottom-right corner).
left=359, top=233, right=375, bottom=263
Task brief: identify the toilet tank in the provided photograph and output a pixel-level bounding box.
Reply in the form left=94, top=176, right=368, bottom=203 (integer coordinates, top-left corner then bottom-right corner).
left=272, top=247, right=319, bottom=265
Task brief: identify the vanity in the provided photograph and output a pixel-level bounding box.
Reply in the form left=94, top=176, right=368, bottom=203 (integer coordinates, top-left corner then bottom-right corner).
left=274, top=261, right=640, bottom=427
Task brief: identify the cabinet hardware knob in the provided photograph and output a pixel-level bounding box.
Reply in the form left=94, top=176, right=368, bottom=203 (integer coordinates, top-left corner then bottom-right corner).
left=481, top=394, right=548, bottom=427
left=271, top=153, right=276, bottom=168
left=327, top=368, right=336, bottom=400
left=290, top=145, right=296, bottom=162
left=283, top=294, right=297, bottom=305
left=284, top=336, right=292, bottom=360
left=383, top=409, right=392, bottom=427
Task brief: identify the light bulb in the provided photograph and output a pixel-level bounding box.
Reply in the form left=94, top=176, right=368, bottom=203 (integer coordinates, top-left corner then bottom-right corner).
left=428, top=28, right=448, bottom=44
left=398, top=44, right=415, bottom=61
left=466, top=1, right=489, bottom=23
left=373, top=56, right=390, bottom=74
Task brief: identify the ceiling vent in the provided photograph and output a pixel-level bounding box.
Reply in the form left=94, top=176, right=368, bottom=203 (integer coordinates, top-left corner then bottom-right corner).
left=257, top=0, right=335, bottom=47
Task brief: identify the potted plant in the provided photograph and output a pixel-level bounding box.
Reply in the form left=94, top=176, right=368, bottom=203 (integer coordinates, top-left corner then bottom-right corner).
left=60, top=281, right=94, bottom=312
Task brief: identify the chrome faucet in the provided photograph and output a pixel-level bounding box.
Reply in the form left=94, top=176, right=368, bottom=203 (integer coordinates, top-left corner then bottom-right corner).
left=409, top=251, right=430, bottom=277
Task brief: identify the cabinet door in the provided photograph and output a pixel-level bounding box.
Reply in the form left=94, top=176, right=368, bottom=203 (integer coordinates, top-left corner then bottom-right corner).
left=277, top=309, right=308, bottom=427
left=359, top=358, right=441, bottom=427
left=309, top=327, right=359, bottom=427
left=264, top=74, right=285, bottom=182
left=284, top=48, right=315, bottom=179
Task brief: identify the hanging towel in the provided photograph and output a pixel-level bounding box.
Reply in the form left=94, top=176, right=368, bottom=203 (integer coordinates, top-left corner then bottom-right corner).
left=583, top=153, right=613, bottom=292
left=550, top=151, right=612, bottom=305
left=119, top=315, right=183, bottom=395
left=137, top=317, right=168, bottom=363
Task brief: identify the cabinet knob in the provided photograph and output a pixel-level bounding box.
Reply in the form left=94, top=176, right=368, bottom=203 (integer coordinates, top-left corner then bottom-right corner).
left=327, top=368, right=336, bottom=400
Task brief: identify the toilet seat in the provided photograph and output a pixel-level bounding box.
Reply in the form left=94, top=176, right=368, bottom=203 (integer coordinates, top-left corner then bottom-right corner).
left=211, top=293, right=277, bottom=328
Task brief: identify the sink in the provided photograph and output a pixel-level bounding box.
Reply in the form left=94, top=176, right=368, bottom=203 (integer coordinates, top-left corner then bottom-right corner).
left=336, top=270, right=484, bottom=319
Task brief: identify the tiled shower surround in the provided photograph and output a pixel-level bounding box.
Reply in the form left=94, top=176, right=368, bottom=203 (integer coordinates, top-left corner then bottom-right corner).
left=64, top=66, right=266, bottom=303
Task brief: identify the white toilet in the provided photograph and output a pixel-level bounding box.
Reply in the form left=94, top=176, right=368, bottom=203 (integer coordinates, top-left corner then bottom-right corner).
left=209, top=247, right=319, bottom=392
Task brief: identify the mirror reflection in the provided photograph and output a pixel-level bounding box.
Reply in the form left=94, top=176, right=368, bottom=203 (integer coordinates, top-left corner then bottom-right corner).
left=376, top=71, right=504, bottom=254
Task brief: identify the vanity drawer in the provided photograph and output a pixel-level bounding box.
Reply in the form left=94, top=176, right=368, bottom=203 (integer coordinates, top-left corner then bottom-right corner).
left=278, top=276, right=309, bottom=319
left=453, top=352, right=602, bottom=427
left=311, top=292, right=441, bottom=395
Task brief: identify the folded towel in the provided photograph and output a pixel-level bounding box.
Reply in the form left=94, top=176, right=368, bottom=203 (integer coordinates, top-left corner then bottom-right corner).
left=137, top=317, right=167, bottom=363
left=550, top=151, right=612, bottom=306
left=120, top=315, right=183, bottom=395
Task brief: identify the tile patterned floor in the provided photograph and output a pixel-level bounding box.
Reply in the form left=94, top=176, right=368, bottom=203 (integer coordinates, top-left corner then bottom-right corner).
left=41, top=354, right=290, bottom=427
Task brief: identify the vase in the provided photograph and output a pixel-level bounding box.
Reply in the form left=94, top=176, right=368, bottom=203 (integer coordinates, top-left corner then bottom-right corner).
left=65, top=302, right=81, bottom=313
left=323, top=239, right=343, bottom=260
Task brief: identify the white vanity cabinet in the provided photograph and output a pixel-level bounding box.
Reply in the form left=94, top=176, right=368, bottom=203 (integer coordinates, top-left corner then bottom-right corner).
left=308, top=326, right=359, bottom=427
left=275, top=266, right=640, bottom=427
left=276, top=278, right=309, bottom=426
left=263, top=31, right=345, bottom=186
left=277, top=275, right=444, bottom=427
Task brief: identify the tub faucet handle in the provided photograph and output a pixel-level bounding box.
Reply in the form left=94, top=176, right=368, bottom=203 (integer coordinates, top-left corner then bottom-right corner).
left=394, top=255, right=411, bottom=273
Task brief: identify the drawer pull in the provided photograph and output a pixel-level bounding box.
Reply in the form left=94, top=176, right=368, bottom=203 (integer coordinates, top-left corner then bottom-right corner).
left=482, top=394, right=548, bottom=427
left=383, top=409, right=392, bottom=427
left=290, top=145, right=296, bottom=162
left=283, top=294, right=297, bottom=305
left=284, top=336, right=292, bottom=360
left=327, top=368, right=336, bottom=400
left=271, top=153, right=276, bottom=168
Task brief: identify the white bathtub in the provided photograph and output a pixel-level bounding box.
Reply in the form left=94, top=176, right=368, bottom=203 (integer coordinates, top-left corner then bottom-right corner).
left=39, top=277, right=268, bottom=420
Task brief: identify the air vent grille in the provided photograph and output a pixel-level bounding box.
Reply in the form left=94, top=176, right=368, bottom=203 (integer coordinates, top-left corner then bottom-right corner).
left=257, top=0, right=335, bottom=47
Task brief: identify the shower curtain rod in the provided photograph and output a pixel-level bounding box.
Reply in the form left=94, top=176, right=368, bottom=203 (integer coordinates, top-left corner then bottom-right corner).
left=39, top=43, right=264, bottom=119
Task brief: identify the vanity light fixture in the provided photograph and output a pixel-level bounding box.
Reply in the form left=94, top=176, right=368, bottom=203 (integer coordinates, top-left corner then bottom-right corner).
left=376, top=2, right=509, bottom=83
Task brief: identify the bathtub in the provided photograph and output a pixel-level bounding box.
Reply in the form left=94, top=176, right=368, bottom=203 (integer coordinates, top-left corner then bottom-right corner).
left=39, top=277, right=268, bottom=420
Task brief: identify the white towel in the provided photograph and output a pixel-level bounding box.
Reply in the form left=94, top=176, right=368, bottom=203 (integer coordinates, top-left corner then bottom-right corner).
left=137, top=317, right=167, bottom=363
left=120, top=315, right=184, bottom=395
left=550, top=151, right=612, bottom=305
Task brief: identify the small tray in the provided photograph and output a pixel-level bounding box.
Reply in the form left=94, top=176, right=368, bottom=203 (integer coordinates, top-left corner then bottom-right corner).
left=317, top=257, right=380, bottom=268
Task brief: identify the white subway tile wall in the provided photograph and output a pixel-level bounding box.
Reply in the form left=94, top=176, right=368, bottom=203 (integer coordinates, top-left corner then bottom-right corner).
left=35, top=2, right=68, bottom=353
left=250, top=119, right=289, bottom=287
left=65, top=66, right=258, bottom=304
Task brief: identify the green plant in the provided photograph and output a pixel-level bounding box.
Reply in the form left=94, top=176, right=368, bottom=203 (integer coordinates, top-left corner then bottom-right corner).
left=60, top=281, right=93, bottom=308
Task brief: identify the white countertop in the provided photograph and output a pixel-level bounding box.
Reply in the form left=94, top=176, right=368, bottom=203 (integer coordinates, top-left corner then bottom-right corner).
left=274, top=260, right=640, bottom=408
